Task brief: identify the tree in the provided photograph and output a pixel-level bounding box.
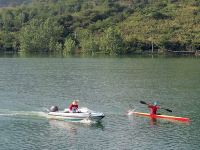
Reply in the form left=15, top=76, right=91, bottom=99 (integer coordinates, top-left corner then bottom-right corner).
left=99, top=26, right=124, bottom=55
left=63, top=36, right=76, bottom=55
left=0, top=31, right=16, bottom=51
left=1, top=10, right=14, bottom=31
left=77, top=29, right=99, bottom=54
left=19, top=18, right=63, bottom=53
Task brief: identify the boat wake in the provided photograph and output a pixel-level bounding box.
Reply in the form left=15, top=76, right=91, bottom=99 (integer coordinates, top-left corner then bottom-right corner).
left=0, top=108, right=101, bottom=125
left=0, top=108, right=49, bottom=119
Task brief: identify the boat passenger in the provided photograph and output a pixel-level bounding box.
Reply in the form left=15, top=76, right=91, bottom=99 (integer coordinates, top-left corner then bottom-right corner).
left=68, top=100, right=79, bottom=113
left=148, top=101, right=160, bottom=115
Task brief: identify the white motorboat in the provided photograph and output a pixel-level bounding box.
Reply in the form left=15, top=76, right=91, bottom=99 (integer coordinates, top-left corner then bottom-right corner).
left=48, top=106, right=105, bottom=122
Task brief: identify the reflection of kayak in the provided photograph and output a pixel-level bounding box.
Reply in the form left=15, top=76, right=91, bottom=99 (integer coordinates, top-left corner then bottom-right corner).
left=48, top=107, right=105, bottom=122
left=129, top=111, right=190, bottom=122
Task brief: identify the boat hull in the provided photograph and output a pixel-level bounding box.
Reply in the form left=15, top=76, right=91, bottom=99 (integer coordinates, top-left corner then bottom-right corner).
left=48, top=111, right=105, bottom=122
left=131, top=111, right=190, bottom=122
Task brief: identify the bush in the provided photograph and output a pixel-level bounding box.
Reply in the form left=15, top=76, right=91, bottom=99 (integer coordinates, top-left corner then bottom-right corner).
left=150, top=11, right=171, bottom=20
left=63, top=37, right=76, bottom=55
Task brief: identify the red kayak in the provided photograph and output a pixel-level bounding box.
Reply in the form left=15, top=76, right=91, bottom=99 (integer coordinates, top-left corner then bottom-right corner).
left=130, top=111, right=190, bottom=122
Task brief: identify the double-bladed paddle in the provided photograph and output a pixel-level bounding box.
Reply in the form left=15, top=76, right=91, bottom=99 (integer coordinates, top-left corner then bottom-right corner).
left=140, top=101, right=172, bottom=112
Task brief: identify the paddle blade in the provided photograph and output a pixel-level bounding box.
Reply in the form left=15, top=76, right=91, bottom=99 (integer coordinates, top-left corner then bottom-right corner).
left=165, top=109, right=172, bottom=112
left=140, top=101, right=147, bottom=105
left=161, top=107, right=172, bottom=112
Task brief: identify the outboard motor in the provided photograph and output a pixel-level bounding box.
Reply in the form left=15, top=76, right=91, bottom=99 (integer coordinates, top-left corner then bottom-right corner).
left=50, top=106, right=59, bottom=112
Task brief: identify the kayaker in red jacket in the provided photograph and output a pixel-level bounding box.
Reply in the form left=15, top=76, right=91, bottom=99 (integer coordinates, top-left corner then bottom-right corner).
left=148, top=101, right=160, bottom=115
left=68, top=100, right=79, bottom=113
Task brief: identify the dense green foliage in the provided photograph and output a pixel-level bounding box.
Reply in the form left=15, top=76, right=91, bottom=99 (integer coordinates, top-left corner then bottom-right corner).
left=0, top=0, right=199, bottom=55
left=0, top=0, right=31, bottom=7
left=19, top=18, right=63, bottom=54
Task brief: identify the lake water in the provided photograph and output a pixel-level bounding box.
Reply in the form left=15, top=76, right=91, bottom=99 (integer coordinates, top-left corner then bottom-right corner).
left=0, top=56, right=200, bottom=150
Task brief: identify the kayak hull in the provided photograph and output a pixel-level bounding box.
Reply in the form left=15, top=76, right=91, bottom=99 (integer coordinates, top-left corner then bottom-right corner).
left=131, top=111, right=190, bottom=122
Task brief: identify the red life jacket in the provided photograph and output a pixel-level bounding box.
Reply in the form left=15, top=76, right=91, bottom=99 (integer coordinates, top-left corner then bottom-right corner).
left=148, top=105, right=160, bottom=115
left=68, top=103, right=78, bottom=111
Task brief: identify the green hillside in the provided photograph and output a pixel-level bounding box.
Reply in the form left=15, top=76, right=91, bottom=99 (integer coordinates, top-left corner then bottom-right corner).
left=0, top=0, right=199, bottom=55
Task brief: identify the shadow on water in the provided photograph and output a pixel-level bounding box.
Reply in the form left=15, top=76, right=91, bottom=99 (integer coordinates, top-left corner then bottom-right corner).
left=1, top=51, right=198, bottom=59
left=149, top=118, right=159, bottom=126
left=48, top=119, right=104, bottom=132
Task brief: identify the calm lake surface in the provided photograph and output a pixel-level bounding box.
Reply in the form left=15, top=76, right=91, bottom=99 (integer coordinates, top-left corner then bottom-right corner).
left=0, top=56, right=200, bottom=150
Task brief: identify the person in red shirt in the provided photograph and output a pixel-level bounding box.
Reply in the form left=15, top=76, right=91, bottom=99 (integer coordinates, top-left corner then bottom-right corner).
left=68, top=100, right=79, bottom=113
left=148, top=101, right=160, bottom=115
